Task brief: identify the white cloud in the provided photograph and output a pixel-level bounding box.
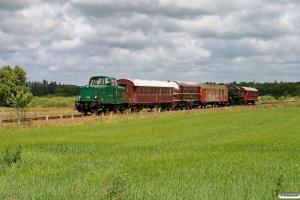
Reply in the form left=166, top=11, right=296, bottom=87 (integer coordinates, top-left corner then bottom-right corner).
left=48, top=66, right=59, bottom=71
left=50, top=37, right=83, bottom=51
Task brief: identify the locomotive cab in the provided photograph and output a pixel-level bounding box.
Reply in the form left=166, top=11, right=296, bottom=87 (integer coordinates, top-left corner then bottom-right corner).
left=75, top=76, right=129, bottom=114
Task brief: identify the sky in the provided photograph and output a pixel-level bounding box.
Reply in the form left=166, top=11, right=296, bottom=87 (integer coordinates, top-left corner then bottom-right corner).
left=0, top=0, right=299, bottom=86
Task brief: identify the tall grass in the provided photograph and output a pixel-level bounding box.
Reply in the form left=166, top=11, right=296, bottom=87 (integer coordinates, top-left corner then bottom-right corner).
left=28, top=96, right=76, bottom=107
left=0, top=108, right=299, bottom=199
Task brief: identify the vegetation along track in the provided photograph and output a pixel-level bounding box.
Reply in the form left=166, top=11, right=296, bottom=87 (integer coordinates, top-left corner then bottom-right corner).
left=2, top=101, right=295, bottom=124
left=0, top=101, right=296, bottom=125
left=1, top=114, right=91, bottom=125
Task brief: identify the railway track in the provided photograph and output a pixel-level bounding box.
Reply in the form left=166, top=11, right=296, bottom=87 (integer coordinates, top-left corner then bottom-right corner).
left=0, top=101, right=296, bottom=126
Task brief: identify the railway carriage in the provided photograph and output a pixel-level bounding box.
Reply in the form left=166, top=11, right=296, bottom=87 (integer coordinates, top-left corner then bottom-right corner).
left=167, top=81, right=200, bottom=109
left=240, top=87, right=258, bottom=104
left=198, top=84, right=228, bottom=107
left=117, top=79, right=174, bottom=111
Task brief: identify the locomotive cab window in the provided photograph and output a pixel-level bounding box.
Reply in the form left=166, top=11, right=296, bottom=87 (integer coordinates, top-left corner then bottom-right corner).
left=112, top=80, right=118, bottom=86
left=90, top=77, right=109, bottom=85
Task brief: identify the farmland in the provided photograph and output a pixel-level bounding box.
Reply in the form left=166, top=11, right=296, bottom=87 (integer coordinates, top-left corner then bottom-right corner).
left=0, top=107, right=299, bottom=199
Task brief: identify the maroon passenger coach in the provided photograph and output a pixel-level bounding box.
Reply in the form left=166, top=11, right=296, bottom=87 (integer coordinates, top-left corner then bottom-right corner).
left=117, top=79, right=174, bottom=111
left=167, top=81, right=200, bottom=109
left=240, top=87, right=258, bottom=104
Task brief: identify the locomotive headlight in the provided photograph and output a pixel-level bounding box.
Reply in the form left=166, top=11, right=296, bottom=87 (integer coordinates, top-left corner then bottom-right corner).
left=94, top=95, right=98, bottom=99
left=86, top=85, right=90, bottom=89
left=78, top=95, right=81, bottom=99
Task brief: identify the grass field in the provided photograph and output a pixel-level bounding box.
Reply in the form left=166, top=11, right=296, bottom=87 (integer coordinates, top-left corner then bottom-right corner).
left=0, top=107, right=299, bottom=199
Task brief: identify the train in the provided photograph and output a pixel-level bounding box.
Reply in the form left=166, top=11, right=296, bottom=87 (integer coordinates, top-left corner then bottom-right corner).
left=75, top=75, right=259, bottom=115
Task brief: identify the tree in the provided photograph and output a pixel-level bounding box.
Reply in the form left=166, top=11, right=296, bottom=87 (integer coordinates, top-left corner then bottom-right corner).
left=0, top=65, right=30, bottom=105
left=6, top=90, right=33, bottom=122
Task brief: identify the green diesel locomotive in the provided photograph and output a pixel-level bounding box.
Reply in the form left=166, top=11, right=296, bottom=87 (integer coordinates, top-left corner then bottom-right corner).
left=75, top=76, right=129, bottom=114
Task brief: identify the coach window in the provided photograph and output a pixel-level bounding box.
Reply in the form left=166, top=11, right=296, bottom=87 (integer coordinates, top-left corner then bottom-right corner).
left=151, top=87, right=154, bottom=94
left=141, top=87, right=144, bottom=95
left=145, top=87, right=148, bottom=94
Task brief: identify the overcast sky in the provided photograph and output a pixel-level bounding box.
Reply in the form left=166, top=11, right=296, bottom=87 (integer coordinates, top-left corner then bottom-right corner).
left=0, top=0, right=299, bottom=85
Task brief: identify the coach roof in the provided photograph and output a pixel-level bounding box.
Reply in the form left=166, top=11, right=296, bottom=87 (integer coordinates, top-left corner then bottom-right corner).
left=240, top=87, right=258, bottom=92
left=167, top=80, right=198, bottom=90
left=118, top=79, right=174, bottom=88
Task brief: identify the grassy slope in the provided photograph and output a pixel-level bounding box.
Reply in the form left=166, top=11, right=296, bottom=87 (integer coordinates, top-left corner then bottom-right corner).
left=0, top=108, right=299, bottom=199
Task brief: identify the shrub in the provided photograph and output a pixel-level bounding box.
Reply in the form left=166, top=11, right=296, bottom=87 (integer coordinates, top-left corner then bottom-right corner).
left=43, top=100, right=57, bottom=107
left=259, top=95, right=276, bottom=103
left=56, top=102, right=67, bottom=107
left=3, top=144, right=22, bottom=165
left=297, top=99, right=300, bottom=107
left=278, top=96, right=284, bottom=101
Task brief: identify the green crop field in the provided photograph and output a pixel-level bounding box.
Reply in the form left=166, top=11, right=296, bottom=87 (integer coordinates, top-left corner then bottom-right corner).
left=0, top=107, right=299, bottom=199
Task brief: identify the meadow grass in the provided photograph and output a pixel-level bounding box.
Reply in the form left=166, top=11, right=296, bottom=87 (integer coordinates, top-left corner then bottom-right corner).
left=0, top=107, right=299, bottom=199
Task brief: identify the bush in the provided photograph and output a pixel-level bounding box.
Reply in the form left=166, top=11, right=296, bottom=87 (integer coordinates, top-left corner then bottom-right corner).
left=43, top=100, right=57, bottom=107
left=56, top=102, right=67, bottom=107
left=278, top=96, right=284, bottom=101
left=284, top=94, right=292, bottom=100
left=3, top=144, right=22, bottom=165
left=297, top=99, right=300, bottom=107
left=259, top=95, right=276, bottom=103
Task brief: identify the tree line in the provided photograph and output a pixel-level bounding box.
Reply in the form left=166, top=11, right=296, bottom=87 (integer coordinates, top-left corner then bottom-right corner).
left=1, top=65, right=300, bottom=107
left=25, top=80, right=79, bottom=97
